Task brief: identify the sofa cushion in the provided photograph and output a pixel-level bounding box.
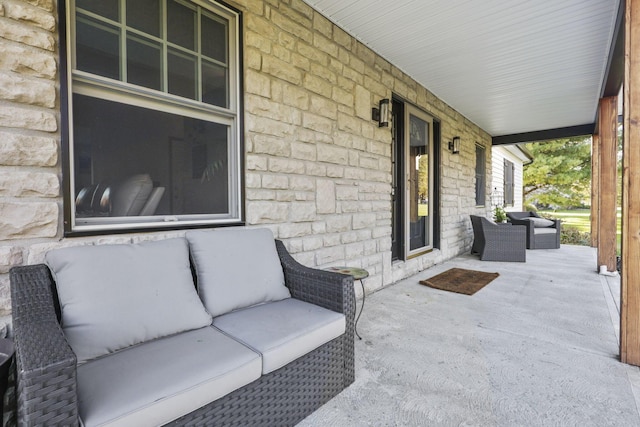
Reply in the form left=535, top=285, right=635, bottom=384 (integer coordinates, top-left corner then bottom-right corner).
left=526, top=217, right=555, bottom=228
left=213, top=298, right=345, bottom=374
left=534, top=227, right=558, bottom=235
left=186, top=228, right=291, bottom=317
left=77, top=327, right=261, bottom=427
left=45, top=238, right=212, bottom=364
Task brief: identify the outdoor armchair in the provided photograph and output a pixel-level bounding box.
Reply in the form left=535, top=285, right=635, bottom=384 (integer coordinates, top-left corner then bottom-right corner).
left=470, top=215, right=526, bottom=262
left=506, top=211, right=561, bottom=249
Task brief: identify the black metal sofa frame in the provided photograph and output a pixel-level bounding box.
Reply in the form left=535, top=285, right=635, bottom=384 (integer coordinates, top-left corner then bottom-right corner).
left=9, top=241, right=355, bottom=426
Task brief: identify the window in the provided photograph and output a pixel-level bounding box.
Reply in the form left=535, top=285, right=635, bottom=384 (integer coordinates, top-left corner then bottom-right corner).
left=475, top=145, right=486, bottom=206
left=63, top=0, right=242, bottom=233
left=504, top=159, right=515, bottom=206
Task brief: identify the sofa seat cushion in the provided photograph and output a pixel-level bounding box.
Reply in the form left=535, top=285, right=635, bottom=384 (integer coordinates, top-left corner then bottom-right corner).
left=45, top=238, right=212, bottom=364
left=213, top=298, right=346, bottom=374
left=534, top=227, right=558, bottom=235
left=77, top=327, right=261, bottom=427
left=186, top=228, right=291, bottom=317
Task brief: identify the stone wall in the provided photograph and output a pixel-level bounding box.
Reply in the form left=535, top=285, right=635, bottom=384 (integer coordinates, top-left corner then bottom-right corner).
left=237, top=0, right=493, bottom=290
left=0, top=0, right=60, bottom=314
left=0, top=0, right=492, bottom=316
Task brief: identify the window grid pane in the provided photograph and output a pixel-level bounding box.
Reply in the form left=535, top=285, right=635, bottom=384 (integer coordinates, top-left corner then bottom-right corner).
left=75, top=0, right=230, bottom=108
left=127, top=35, right=162, bottom=91
left=76, top=16, right=121, bottom=80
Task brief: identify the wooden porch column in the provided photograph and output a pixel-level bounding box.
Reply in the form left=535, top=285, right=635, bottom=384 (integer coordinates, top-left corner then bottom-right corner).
left=596, top=96, right=618, bottom=272
left=621, top=0, right=640, bottom=366
left=591, top=134, right=600, bottom=247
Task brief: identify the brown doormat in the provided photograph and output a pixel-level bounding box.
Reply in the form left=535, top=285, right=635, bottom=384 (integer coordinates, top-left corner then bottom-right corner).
left=419, top=268, right=499, bottom=295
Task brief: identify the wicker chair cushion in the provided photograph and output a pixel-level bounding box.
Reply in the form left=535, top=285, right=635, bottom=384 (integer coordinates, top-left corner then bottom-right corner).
left=534, top=227, right=558, bottom=235
left=187, top=228, right=291, bottom=317
left=525, top=217, right=555, bottom=228
left=45, top=238, right=212, bottom=364
left=77, top=327, right=261, bottom=427
left=213, top=298, right=345, bottom=374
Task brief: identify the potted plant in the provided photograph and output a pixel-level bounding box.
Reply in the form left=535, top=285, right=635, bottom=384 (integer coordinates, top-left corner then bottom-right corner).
left=494, top=205, right=507, bottom=223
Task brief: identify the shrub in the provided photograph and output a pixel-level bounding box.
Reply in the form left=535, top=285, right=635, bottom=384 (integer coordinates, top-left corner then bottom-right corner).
left=561, top=226, right=591, bottom=246
left=523, top=203, right=538, bottom=212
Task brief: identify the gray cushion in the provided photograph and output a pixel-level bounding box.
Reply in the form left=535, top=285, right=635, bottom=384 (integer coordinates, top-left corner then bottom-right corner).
left=186, top=228, right=291, bottom=317
left=534, top=227, right=558, bottom=235
left=213, top=298, right=346, bottom=374
left=77, top=327, right=261, bottom=427
left=526, top=217, right=555, bottom=228
left=46, top=238, right=212, bottom=364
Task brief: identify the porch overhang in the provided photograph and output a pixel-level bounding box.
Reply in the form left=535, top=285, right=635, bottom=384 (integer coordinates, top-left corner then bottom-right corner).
left=303, top=0, right=624, bottom=144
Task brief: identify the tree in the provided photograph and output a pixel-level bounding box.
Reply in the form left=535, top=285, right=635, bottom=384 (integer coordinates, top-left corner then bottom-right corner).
left=523, top=136, right=592, bottom=209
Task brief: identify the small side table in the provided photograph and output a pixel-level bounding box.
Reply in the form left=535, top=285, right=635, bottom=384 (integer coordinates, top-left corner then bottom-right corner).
left=325, top=266, right=369, bottom=340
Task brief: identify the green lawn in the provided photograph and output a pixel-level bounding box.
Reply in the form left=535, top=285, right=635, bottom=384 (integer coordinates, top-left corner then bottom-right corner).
left=539, top=208, right=621, bottom=251
left=539, top=209, right=591, bottom=232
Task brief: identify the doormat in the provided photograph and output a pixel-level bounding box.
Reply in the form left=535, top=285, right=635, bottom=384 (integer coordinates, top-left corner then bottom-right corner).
left=419, top=268, right=499, bottom=295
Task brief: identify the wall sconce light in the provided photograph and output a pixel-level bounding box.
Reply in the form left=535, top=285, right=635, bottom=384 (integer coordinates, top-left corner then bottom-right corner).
left=371, top=99, right=390, bottom=127
left=449, top=136, right=461, bottom=154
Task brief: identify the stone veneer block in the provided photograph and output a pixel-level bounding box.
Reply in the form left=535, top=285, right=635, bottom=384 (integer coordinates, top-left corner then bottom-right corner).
left=0, top=43, right=57, bottom=78
left=22, top=0, right=55, bottom=12
left=0, top=19, right=55, bottom=50
left=0, top=202, right=58, bottom=240
left=5, top=3, right=56, bottom=31
left=0, top=72, right=56, bottom=107
left=0, top=105, right=57, bottom=132
left=0, top=132, right=57, bottom=166
left=0, top=171, right=59, bottom=197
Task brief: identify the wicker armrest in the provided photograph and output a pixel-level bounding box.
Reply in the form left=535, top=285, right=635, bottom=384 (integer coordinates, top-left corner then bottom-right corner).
left=10, top=265, right=79, bottom=426
left=508, top=218, right=535, bottom=244
left=275, top=240, right=355, bottom=318
left=275, top=240, right=356, bottom=387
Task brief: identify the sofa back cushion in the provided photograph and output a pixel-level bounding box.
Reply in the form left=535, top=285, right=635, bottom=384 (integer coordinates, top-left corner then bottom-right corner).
left=526, top=217, right=555, bottom=228
left=186, top=228, right=291, bottom=317
left=46, top=238, right=212, bottom=364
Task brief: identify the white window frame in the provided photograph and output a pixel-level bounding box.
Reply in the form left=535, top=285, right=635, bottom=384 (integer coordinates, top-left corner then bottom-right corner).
left=64, top=0, right=242, bottom=233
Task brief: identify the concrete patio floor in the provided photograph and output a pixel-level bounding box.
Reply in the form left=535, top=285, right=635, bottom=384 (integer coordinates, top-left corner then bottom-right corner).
left=298, top=245, right=640, bottom=426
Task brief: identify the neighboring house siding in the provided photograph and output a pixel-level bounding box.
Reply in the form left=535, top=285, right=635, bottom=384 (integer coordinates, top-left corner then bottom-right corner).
left=491, top=146, right=525, bottom=211
left=0, top=0, right=493, bottom=315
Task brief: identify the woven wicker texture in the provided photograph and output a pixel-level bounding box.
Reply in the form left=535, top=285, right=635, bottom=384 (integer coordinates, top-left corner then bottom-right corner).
left=10, top=265, right=78, bottom=427
left=470, top=215, right=526, bottom=262
left=9, top=240, right=355, bottom=426
left=506, top=211, right=562, bottom=249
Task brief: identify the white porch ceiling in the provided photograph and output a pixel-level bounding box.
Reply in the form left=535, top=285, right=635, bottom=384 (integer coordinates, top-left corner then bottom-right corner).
left=302, top=0, right=621, bottom=139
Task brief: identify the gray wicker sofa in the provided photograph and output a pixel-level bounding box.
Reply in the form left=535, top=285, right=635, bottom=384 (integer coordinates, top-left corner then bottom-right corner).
left=9, top=228, right=355, bottom=426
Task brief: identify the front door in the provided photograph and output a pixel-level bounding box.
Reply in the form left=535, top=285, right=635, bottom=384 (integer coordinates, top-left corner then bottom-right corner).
left=391, top=100, right=435, bottom=260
